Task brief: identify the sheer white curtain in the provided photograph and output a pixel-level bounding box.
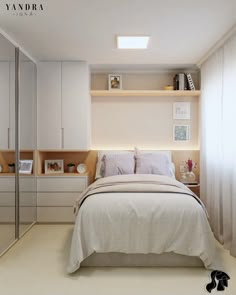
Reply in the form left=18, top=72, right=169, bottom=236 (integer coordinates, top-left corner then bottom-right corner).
left=201, top=32, right=236, bottom=256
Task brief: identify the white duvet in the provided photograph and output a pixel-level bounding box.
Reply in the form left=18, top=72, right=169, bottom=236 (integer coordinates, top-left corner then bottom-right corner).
left=67, top=174, right=216, bottom=273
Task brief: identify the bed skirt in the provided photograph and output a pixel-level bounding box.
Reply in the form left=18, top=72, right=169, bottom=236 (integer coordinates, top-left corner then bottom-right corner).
left=81, top=252, right=204, bottom=267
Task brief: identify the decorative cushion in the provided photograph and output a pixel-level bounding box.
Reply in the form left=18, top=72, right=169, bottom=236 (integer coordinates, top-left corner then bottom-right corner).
left=95, top=150, right=134, bottom=179
left=103, top=153, right=135, bottom=177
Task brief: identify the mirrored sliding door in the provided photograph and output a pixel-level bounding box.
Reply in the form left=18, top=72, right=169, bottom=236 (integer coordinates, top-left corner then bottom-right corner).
left=19, top=50, right=36, bottom=236
left=0, top=33, right=37, bottom=255
left=0, top=33, right=16, bottom=253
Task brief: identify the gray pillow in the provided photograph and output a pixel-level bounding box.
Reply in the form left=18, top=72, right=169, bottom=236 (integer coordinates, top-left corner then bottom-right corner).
left=103, top=153, right=135, bottom=177
left=135, top=153, right=173, bottom=176
left=95, top=150, right=134, bottom=178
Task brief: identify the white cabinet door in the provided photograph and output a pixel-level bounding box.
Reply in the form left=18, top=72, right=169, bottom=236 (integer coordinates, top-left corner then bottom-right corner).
left=0, top=62, right=10, bottom=149
left=62, top=62, right=91, bottom=150
left=37, top=62, right=62, bottom=149
left=20, top=61, right=35, bottom=150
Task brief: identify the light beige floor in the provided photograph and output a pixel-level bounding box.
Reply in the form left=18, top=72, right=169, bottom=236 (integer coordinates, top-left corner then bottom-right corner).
left=0, top=224, right=235, bottom=295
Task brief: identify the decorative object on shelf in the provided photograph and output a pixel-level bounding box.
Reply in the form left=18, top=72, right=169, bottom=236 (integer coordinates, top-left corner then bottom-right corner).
left=108, top=74, right=122, bottom=90
left=173, top=125, right=190, bottom=142
left=186, top=73, right=195, bottom=90
left=164, top=85, right=174, bottom=90
left=173, top=102, right=191, bottom=119
left=8, top=163, right=15, bottom=173
left=77, top=163, right=87, bottom=174
left=19, top=160, right=33, bottom=174
left=67, top=163, right=75, bottom=173
left=0, top=164, right=3, bottom=173
left=45, top=159, right=64, bottom=174
left=180, top=159, right=197, bottom=183
left=173, top=73, right=188, bottom=90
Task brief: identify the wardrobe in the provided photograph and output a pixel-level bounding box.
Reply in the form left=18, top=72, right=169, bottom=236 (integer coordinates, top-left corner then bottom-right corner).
left=0, top=33, right=36, bottom=255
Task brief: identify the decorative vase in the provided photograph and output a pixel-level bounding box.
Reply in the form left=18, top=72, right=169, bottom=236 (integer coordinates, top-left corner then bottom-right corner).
left=185, top=171, right=196, bottom=183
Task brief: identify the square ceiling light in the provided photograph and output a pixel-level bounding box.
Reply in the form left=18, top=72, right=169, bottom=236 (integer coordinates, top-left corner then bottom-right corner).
left=117, top=36, right=150, bottom=49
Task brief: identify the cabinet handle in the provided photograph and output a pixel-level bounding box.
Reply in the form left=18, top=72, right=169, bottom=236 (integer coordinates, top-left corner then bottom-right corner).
left=61, top=128, right=64, bottom=149
left=8, top=128, right=10, bottom=149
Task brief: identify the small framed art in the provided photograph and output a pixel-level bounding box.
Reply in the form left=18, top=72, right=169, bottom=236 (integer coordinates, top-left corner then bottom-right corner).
left=19, top=160, right=33, bottom=174
left=173, top=102, right=191, bottom=119
left=174, top=125, right=190, bottom=142
left=45, top=160, right=64, bottom=174
left=108, top=74, right=122, bottom=90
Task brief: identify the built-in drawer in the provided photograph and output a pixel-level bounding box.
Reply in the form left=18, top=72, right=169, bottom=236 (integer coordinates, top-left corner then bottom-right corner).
left=37, top=207, right=75, bottom=223
left=0, top=192, right=36, bottom=206
left=0, top=207, right=36, bottom=223
left=19, top=177, right=36, bottom=192
left=0, top=177, right=15, bottom=192
left=37, top=177, right=88, bottom=192
left=0, top=177, right=35, bottom=192
left=37, top=192, right=79, bottom=206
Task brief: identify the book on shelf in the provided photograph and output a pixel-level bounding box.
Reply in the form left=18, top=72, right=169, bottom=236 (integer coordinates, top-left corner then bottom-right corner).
left=186, top=73, right=195, bottom=90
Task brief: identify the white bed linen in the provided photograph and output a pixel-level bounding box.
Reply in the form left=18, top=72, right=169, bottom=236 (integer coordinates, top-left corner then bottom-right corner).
left=67, top=174, right=216, bottom=273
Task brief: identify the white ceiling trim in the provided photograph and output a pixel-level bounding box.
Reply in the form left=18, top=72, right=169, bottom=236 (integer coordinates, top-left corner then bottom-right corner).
left=197, top=23, right=236, bottom=67
left=0, top=27, right=37, bottom=64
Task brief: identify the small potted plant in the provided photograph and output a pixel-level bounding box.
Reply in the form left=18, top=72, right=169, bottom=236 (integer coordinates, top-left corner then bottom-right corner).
left=67, top=163, right=75, bottom=173
left=8, top=163, right=15, bottom=173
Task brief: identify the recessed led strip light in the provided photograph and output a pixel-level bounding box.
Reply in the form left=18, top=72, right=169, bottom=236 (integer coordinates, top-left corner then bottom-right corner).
left=117, top=36, right=150, bottom=49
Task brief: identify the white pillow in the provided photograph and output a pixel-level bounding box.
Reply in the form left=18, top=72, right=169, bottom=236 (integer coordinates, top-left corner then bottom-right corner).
left=135, top=153, right=172, bottom=176
left=95, top=150, right=134, bottom=179
left=134, top=148, right=175, bottom=178
left=103, top=153, right=135, bottom=177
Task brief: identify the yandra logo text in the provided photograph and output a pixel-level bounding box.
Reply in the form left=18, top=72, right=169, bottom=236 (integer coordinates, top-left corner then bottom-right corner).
left=5, top=4, right=44, bottom=11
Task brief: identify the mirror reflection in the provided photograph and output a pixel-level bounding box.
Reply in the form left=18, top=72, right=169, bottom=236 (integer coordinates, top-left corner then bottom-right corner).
left=0, top=33, right=16, bottom=254
left=19, top=50, right=36, bottom=236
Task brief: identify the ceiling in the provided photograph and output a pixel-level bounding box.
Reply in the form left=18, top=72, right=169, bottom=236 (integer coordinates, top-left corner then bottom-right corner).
left=0, top=0, right=235, bottom=67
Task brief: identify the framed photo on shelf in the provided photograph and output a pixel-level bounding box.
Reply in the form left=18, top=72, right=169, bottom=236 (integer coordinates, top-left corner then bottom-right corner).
left=19, top=160, right=33, bottom=174
left=45, top=159, right=64, bottom=174
left=108, top=74, right=122, bottom=90
left=173, top=102, right=191, bottom=119
left=174, top=125, right=190, bottom=142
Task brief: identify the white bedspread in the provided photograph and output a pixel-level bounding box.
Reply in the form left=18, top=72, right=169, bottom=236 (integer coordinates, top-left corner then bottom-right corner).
left=67, top=174, right=216, bottom=273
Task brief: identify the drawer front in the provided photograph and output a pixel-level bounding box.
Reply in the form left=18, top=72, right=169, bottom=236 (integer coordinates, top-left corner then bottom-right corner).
left=0, top=177, right=15, bottom=192
left=19, top=177, right=36, bottom=192
left=37, top=207, right=75, bottom=223
left=0, top=177, right=35, bottom=192
left=37, top=177, right=88, bottom=192
left=37, top=192, right=79, bottom=206
left=188, top=185, right=200, bottom=198
left=0, top=207, right=36, bottom=223
left=0, top=192, right=36, bottom=206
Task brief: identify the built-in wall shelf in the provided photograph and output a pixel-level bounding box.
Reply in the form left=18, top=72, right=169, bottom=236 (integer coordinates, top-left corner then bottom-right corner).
left=0, top=150, right=35, bottom=175
left=90, top=90, right=201, bottom=97
left=37, top=173, right=89, bottom=177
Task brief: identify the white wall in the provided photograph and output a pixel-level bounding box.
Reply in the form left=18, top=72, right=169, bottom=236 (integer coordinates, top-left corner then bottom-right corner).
left=91, top=72, right=200, bottom=150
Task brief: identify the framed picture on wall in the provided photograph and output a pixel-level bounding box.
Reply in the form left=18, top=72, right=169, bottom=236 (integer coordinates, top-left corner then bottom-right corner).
left=174, top=125, right=190, bottom=141
left=108, top=74, right=122, bottom=90
left=19, top=160, right=33, bottom=174
left=173, top=102, right=191, bottom=119
left=45, top=160, right=64, bottom=174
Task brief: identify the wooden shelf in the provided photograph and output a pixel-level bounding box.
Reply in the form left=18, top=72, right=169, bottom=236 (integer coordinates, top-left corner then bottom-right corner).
left=0, top=173, right=35, bottom=176
left=90, top=90, right=201, bottom=97
left=37, top=172, right=89, bottom=177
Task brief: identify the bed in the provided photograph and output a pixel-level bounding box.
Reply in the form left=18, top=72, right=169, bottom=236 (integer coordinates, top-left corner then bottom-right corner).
left=67, top=170, right=216, bottom=273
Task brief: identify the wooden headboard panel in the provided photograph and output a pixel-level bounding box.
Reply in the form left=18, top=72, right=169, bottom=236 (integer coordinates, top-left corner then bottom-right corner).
left=85, top=150, right=200, bottom=184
